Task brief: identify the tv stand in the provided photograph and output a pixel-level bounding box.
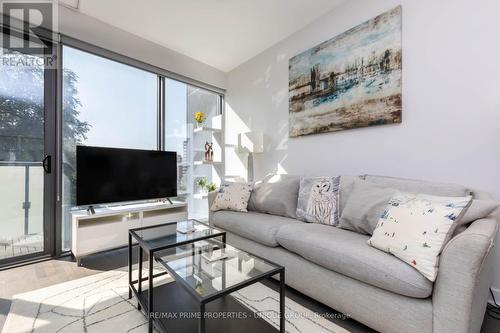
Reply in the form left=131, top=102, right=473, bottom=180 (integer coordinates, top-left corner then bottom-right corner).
left=71, top=201, right=188, bottom=266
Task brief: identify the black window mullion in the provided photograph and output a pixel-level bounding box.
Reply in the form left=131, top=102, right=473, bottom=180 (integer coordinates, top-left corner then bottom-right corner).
left=158, top=76, right=165, bottom=151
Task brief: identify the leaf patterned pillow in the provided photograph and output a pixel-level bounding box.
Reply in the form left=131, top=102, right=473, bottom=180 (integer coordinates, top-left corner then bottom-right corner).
left=367, top=191, right=472, bottom=281
left=210, top=183, right=253, bottom=212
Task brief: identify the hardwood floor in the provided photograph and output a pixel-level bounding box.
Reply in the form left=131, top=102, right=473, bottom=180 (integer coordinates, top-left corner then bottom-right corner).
left=0, top=249, right=128, bottom=331
left=0, top=247, right=499, bottom=333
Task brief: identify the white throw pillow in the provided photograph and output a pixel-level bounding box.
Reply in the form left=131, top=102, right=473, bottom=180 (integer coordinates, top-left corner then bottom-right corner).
left=210, top=183, right=253, bottom=212
left=367, top=191, right=472, bottom=281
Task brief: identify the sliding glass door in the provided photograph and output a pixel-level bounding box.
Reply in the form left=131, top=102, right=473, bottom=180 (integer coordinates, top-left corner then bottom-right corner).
left=0, top=38, right=56, bottom=265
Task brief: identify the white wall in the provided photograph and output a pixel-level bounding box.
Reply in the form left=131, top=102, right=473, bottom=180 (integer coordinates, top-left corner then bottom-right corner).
left=58, top=6, right=226, bottom=89
left=225, top=0, right=500, bottom=290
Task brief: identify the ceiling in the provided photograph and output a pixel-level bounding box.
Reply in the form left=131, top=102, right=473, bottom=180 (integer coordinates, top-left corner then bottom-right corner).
left=69, top=0, right=347, bottom=72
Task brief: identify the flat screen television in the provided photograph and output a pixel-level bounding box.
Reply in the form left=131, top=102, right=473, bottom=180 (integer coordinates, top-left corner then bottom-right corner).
left=76, top=146, right=177, bottom=206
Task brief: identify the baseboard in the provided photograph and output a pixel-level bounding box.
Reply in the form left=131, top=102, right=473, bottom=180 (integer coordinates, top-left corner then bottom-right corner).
left=489, top=287, right=500, bottom=305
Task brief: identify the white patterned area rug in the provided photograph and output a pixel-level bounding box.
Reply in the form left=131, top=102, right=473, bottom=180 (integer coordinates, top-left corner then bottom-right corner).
left=2, top=270, right=350, bottom=333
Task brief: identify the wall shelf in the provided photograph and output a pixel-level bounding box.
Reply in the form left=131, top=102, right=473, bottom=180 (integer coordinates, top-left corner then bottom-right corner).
left=193, top=126, right=222, bottom=133
left=194, top=160, right=222, bottom=166
left=189, top=113, right=224, bottom=221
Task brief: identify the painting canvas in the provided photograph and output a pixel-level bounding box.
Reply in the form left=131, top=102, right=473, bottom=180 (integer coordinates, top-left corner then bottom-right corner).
left=289, top=6, right=402, bottom=137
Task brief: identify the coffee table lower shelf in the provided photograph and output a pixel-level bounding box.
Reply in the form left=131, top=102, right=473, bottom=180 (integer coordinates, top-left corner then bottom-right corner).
left=134, top=281, right=279, bottom=333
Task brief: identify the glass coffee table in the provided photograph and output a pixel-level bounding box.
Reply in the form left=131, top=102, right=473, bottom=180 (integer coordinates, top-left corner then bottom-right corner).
left=128, top=220, right=226, bottom=332
left=128, top=220, right=285, bottom=333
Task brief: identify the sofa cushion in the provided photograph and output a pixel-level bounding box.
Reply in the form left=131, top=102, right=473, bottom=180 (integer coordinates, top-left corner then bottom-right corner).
left=364, top=175, right=470, bottom=197
left=211, top=210, right=301, bottom=247
left=296, top=176, right=340, bottom=225
left=368, top=192, right=472, bottom=281
left=339, top=179, right=397, bottom=234
left=461, top=199, right=499, bottom=224
left=338, top=175, right=361, bottom=214
left=452, top=199, right=500, bottom=236
left=248, top=174, right=300, bottom=219
left=210, top=183, right=253, bottom=212
left=276, top=223, right=433, bottom=298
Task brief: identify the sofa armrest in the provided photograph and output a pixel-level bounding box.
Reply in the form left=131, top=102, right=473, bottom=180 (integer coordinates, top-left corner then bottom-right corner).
left=433, top=216, right=499, bottom=333
left=207, top=191, right=218, bottom=225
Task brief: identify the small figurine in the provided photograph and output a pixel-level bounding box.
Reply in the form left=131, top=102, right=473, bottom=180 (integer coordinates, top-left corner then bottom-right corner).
left=204, top=142, right=210, bottom=161
left=204, top=142, right=214, bottom=162
left=208, top=142, right=213, bottom=162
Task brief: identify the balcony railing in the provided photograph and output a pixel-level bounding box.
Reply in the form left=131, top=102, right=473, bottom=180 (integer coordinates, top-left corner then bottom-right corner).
left=0, top=161, right=44, bottom=260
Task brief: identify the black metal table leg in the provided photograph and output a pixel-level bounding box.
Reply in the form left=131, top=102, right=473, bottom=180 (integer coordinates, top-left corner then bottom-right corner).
left=128, top=233, right=132, bottom=299
left=148, top=252, right=154, bottom=333
left=199, top=303, right=206, bottom=333
left=192, top=243, right=195, bottom=274
left=280, top=269, right=285, bottom=333
left=222, top=258, right=226, bottom=289
left=138, top=246, right=143, bottom=311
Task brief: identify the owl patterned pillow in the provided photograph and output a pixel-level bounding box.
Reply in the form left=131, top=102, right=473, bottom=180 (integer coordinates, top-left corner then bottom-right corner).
left=367, top=191, right=472, bottom=281
left=210, top=183, right=253, bottom=212
left=296, top=177, right=340, bottom=225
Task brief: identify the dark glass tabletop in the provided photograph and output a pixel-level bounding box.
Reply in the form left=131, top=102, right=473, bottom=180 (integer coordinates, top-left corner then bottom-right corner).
left=129, top=220, right=225, bottom=251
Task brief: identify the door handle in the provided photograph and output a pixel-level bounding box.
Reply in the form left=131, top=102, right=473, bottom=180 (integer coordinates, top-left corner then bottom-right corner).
left=42, top=155, right=51, bottom=173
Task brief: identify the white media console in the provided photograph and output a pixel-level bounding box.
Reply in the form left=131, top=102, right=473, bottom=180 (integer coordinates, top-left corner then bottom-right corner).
left=71, top=201, right=188, bottom=265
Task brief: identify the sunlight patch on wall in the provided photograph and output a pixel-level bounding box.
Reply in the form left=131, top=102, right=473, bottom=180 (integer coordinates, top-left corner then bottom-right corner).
left=272, top=88, right=288, bottom=109
left=224, top=102, right=250, bottom=146
left=277, top=162, right=287, bottom=175
left=224, top=102, right=251, bottom=180
left=225, top=146, right=247, bottom=181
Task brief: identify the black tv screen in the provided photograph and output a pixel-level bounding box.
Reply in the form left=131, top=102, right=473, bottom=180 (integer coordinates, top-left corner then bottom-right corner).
left=76, top=146, right=177, bottom=206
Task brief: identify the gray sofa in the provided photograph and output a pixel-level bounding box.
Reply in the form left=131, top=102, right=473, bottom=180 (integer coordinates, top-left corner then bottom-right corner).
left=208, top=175, right=499, bottom=333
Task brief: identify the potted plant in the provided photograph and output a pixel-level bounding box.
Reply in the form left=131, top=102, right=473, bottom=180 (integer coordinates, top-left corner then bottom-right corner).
left=194, top=111, right=206, bottom=128
left=196, top=177, right=207, bottom=193
left=206, top=182, right=217, bottom=192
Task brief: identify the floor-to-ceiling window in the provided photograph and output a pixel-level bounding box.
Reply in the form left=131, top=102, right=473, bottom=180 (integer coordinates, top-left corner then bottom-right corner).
left=61, top=46, right=157, bottom=250
left=165, top=80, right=223, bottom=220
left=165, top=79, right=189, bottom=197
left=61, top=45, right=224, bottom=250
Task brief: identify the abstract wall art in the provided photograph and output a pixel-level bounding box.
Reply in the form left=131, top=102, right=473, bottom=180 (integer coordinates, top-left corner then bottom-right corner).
left=288, top=6, right=402, bottom=137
